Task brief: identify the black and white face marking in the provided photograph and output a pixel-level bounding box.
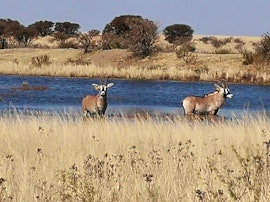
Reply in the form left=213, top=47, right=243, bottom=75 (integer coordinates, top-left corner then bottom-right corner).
left=99, top=85, right=107, bottom=96
left=92, top=83, right=114, bottom=96
left=224, top=88, right=233, bottom=98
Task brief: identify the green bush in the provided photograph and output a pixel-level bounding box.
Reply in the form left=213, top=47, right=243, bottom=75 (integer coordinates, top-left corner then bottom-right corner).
left=163, top=24, right=194, bottom=46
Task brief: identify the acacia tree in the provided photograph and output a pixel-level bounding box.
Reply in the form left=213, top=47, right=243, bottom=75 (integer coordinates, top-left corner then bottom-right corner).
left=102, top=15, right=158, bottom=57
left=29, top=20, right=54, bottom=36
left=0, top=19, right=37, bottom=47
left=54, top=22, right=80, bottom=35
left=163, top=24, right=194, bottom=46
left=15, top=25, right=38, bottom=47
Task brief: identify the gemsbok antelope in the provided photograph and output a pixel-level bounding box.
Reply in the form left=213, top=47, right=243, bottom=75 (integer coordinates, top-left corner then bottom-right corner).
left=82, top=79, right=114, bottom=118
left=182, top=80, right=233, bottom=116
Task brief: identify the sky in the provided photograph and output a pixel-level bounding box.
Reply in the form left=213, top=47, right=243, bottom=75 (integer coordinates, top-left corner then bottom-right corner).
left=1, top=0, right=270, bottom=36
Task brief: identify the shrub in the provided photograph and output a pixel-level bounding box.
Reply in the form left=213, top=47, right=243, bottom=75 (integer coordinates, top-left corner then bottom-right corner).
left=240, top=33, right=270, bottom=67
left=31, top=55, right=51, bottom=67
left=210, top=37, right=225, bottom=48
left=234, top=38, right=244, bottom=44
left=58, top=41, right=78, bottom=49
left=200, top=36, right=211, bottom=44
left=175, top=42, right=195, bottom=57
left=215, top=49, right=233, bottom=54
left=255, top=32, right=270, bottom=63
left=240, top=49, right=254, bottom=65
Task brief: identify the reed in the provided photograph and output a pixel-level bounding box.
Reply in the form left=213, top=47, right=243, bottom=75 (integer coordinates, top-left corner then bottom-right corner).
left=0, top=113, right=269, bottom=201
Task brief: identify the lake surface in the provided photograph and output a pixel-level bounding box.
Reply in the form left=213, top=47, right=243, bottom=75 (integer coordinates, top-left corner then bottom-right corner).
left=0, top=75, right=269, bottom=118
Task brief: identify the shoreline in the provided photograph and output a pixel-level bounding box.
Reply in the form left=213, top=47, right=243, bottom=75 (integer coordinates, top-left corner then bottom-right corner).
left=1, top=72, right=269, bottom=86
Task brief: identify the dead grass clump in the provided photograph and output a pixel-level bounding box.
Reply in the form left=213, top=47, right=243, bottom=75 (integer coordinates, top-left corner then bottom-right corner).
left=66, top=55, right=92, bottom=66
left=240, top=49, right=255, bottom=65
left=199, top=36, right=232, bottom=48
left=214, top=49, right=234, bottom=54
left=31, top=55, right=51, bottom=67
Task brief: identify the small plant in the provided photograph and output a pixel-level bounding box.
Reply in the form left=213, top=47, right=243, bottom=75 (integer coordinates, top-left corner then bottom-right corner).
left=210, top=145, right=270, bottom=201
left=176, top=48, right=198, bottom=66
left=66, top=55, right=91, bottom=65
left=210, top=37, right=225, bottom=48
left=31, top=55, right=51, bottom=67
left=240, top=49, right=254, bottom=65
left=175, top=42, right=196, bottom=62
left=200, top=36, right=211, bottom=44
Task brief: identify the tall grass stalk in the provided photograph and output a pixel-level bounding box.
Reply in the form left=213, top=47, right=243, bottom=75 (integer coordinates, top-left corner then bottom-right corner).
left=0, top=113, right=269, bottom=201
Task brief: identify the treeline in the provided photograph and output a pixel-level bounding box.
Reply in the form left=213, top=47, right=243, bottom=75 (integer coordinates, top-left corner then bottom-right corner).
left=0, top=19, right=81, bottom=48
left=0, top=16, right=194, bottom=57
left=1, top=15, right=269, bottom=64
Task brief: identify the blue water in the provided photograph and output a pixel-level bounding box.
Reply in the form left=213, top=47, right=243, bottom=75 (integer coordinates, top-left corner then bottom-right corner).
left=0, top=75, right=269, bottom=117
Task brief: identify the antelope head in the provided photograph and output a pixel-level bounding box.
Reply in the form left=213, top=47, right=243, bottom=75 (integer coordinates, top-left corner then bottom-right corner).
left=214, top=79, right=233, bottom=99
left=92, top=78, right=114, bottom=97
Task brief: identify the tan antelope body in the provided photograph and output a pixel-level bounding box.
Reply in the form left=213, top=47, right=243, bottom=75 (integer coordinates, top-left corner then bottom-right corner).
left=182, top=80, right=233, bottom=115
left=82, top=79, right=114, bottom=117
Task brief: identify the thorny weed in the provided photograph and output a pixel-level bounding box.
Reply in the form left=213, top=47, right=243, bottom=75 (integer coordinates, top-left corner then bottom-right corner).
left=54, top=140, right=197, bottom=202
left=197, top=129, right=270, bottom=202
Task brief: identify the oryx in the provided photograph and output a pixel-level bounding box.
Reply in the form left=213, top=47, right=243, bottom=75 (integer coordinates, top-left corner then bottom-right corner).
left=182, top=80, right=233, bottom=115
left=82, top=79, right=114, bottom=118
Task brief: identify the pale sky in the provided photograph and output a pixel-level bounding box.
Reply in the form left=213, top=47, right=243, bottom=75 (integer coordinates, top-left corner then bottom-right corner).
left=1, top=0, right=269, bottom=36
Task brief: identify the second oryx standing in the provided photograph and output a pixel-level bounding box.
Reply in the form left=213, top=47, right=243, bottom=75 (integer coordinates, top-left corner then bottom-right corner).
left=182, top=80, right=233, bottom=116
left=82, top=79, right=114, bottom=118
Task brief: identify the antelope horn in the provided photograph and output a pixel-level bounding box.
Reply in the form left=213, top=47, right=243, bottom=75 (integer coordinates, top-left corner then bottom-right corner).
left=105, top=77, right=108, bottom=85
left=220, top=79, right=228, bottom=88
left=99, top=78, right=103, bottom=85
left=215, top=80, right=223, bottom=88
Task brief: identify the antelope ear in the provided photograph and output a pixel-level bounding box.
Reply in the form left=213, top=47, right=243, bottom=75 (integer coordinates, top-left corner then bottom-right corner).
left=107, top=83, right=114, bottom=88
left=92, top=83, right=100, bottom=90
left=214, top=84, right=221, bottom=91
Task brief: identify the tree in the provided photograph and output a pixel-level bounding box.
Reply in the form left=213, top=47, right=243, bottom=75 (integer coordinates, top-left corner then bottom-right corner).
left=102, top=15, right=158, bottom=57
left=78, top=29, right=100, bottom=53
left=0, top=19, right=22, bottom=36
left=163, top=24, right=194, bottom=46
left=0, top=19, right=26, bottom=48
left=29, top=20, right=54, bottom=36
left=102, top=15, right=134, bottom=49
left=14, top=25, right=38, bottom=47
left=127, top=17, right=158, bottom=57
left=54, top=22, right=80, bottom=35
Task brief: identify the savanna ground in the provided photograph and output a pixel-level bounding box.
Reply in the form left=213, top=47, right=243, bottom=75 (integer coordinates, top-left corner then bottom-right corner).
left=0, top=114, right=270, bottom=201
left=0, top=35, right=269, bottom=84
left=0, top=36, right=270, bottom=201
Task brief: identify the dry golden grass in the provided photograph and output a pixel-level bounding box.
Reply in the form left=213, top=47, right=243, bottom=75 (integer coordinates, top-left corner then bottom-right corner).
left=0, top=35, right=269, bottom=84
left=0, top=113, right=269, bottom=201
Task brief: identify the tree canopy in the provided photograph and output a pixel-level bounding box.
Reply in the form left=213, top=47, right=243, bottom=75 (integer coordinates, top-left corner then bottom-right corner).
left=163, top=24, right=194, bottom=45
